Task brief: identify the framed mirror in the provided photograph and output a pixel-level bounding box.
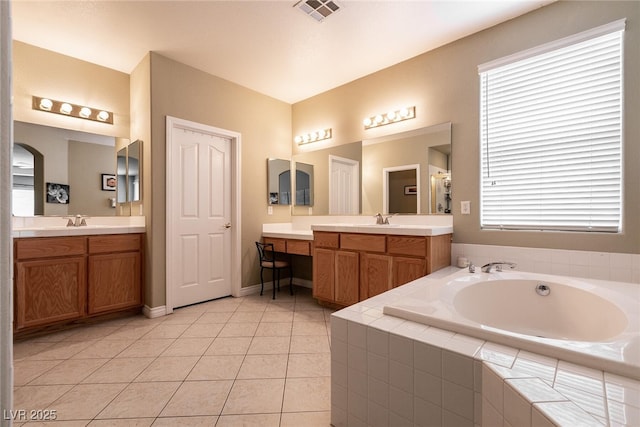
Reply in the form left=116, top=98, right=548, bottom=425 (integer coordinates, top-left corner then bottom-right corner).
left=267, top=158, right=291, bottom=205
left=12, top=121, right=125, bottom=216
left=291, top=122, right=451, bottom=216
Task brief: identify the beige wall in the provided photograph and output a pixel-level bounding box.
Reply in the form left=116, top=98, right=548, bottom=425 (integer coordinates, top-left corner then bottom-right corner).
left=292, top=1, right=640, bottom=254
left=13, top=41, right=130, bottom=138
left=142, top=53, right=292, bottom=306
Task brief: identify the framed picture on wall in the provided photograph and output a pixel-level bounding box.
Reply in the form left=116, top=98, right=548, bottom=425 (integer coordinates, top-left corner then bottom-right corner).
left=102, top=174, right=117, bottom=191
left=46, top=182, right=70, bottom=204
left=404, top=185, right=417, bottom=195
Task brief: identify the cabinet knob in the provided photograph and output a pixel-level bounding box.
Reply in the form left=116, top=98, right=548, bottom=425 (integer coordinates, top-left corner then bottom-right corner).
left=224, top=223, right=232, bottom=229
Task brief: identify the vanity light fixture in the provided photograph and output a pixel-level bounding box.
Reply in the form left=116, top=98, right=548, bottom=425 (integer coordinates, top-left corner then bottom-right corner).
left=295, top=128, right=332, bottom=145
left=363, top=106, right=416, bottom=129
left=32, top=96, right=114, bottom=124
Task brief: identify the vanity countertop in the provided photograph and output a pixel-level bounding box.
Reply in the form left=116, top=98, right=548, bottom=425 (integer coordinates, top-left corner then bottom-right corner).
left=13, top=225, right=146, bottom=238
left=310, top=223, right=453, bottom=236
left=262, top=221, right=453, bottom=239
left=261, top=223, right=314, bottom=240
left=12, top=216, right=146, bottom=238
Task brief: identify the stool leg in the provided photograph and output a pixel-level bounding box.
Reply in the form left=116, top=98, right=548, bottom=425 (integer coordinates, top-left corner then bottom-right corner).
left=273, top=268, right=277, bottom=300
left=289, top=265, right=293, bottom=295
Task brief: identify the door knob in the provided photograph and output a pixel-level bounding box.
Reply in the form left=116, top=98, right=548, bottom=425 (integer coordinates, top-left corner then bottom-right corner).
left=224, top=223, right=232, bottom=228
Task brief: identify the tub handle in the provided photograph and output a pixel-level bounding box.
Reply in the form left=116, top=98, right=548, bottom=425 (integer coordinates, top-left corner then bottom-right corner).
left=536, top=283, right=551, bottom=296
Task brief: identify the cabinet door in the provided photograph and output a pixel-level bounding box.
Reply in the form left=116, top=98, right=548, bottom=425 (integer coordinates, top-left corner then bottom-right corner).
left=393, top=256, right=427, bottom=287
left=335, top=250, right=359, bottom=305
left=361, top=253, right=392, bottom=299
left=313, top=248, right=335, bottom=302
left=88, top=252, right=142, bottom=315
left=15, top=256, right=86, bottom=330
left=427, top=234, right=452, bottom=273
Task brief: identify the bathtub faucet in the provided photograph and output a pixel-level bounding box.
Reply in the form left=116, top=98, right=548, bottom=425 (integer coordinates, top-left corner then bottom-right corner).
left=481, top=262, right=516, bottom=273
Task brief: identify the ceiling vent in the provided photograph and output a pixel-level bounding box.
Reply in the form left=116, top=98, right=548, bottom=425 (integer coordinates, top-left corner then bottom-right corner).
left=294, top=0, right=341, bottom=22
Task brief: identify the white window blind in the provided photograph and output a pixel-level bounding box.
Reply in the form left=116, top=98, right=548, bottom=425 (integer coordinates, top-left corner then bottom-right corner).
left=479, top=24, right=624, bottom=232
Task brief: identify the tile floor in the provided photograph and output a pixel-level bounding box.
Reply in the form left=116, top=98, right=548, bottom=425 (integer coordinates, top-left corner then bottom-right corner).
left=12, top=286, right=334, bottom=426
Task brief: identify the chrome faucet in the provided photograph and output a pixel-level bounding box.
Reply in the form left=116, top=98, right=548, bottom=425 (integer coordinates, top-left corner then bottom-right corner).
left=374, top=212, right=389, bottom=225
left=374, top=213, right=389, bottom=225
left=481, top=262, right=516, bottom=273
left=65, top=215, right=88, bottom=227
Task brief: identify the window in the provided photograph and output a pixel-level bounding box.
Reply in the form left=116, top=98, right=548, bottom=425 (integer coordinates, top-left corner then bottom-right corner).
left=479, top=20, right=625, bottom=232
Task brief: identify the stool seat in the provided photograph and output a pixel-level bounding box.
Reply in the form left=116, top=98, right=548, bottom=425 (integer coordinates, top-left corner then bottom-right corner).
left=261, top=260, right=289, bottom=269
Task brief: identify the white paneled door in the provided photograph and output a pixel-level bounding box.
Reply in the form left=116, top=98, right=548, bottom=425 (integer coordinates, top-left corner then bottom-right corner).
left=329, top=155, right=359, bottom=215
left=167, top=117, right=234, bottom=309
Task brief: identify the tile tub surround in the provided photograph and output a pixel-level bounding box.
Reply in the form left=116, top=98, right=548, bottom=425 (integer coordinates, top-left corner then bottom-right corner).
left=330, top=273, right=640, bottom=427
left=451, top=243, right=640, bottom=285
left=384, top=269, right=640, bottom=380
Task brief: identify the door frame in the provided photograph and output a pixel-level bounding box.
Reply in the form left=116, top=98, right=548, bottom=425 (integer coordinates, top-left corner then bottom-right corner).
left=165, top=116, right=242, bottom=314
left=382, top=164, right=420, bottom=214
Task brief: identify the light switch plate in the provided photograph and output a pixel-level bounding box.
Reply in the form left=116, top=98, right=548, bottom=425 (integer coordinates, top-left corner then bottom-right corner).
left=461, top=201, right=471, bottom=215
left=268, top=206, right=273, bottom=215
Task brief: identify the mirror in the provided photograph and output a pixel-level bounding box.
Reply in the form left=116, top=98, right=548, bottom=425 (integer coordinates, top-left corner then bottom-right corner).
left=127, top=140, right=142, bottom=203
left=267, top=158, right=291, bottom=205
left=294, top=162, right=314, bottom=206
left=291, top=122, right=451, bottom=215
left=117, top=147, right=127, bottom=204
left=291, top=142, right=362, bottom=215
left=12, top=121, right=126, bottom=217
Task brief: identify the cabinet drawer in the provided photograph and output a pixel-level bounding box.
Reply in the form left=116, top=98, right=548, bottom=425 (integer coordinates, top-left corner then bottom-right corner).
left=387, top=235, right=426, bottom=257
left=263, top=238, right=286, bottom=253
left=287, top=240, right=311, bottom=256
left=340, top=233, right=386, bottom=253
left=15, top=237, right=86, bottom=260
left=89, top=234, right=141, bottom=254
left=314, top=232, right=339, bottom=249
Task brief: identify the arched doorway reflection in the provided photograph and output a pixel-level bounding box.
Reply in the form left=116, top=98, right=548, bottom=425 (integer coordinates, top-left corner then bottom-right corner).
left=12, top=143, right=44, bottom=215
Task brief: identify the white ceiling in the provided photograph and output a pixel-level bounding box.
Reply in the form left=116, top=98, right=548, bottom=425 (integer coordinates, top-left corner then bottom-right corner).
left=11, top=0, right=551, bottom=104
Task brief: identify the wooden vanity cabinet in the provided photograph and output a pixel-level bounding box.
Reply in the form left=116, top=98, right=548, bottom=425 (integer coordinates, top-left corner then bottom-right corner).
left=14, top=233, right=144, bottom=333
left=313, top=231, right=451, bottom=307
left=88, top=234, right=143, bottom=315
left=262, top=237, right=312, bottom=256
left=14, top=237, right=87, bottom=330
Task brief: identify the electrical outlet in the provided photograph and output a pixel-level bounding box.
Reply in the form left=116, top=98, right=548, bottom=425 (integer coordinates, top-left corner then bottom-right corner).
left=267, top=206, right=273, bottom=215
left=461, top=201, right=471, bottom=215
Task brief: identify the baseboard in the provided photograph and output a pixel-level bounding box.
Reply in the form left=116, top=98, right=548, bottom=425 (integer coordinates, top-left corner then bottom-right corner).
left=143, top=305, right=167, bottom=319
left=238, top=277, right=312, bottom=297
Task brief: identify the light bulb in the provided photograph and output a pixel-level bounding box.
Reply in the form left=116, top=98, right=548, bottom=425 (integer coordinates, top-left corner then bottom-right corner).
left=60, top=103, right=73, bottom=114
left=295, top=135, right=303, bottom=144
left=97, top=111, right=110, bottom=122
left=387, top=111, right=397, bottom=121
left=79, top=107, right=92, bottom=118
left=39, top=98, right=53, bottom=111
left=363, top=117, right=372, bottom=127
left=374, top=115, right=383, bottom=124
left=399, top=107, right=410, bottom=118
